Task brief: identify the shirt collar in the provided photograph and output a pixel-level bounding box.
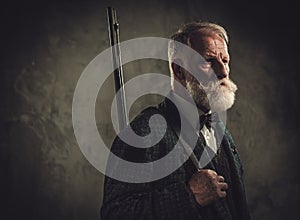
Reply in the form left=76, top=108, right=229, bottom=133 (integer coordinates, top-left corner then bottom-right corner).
left=170, top=92, right=210, bottom=130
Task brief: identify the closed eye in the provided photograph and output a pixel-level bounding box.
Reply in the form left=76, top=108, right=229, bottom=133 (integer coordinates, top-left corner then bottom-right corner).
left=206, top=57, right=229, bottom=65
left=206, top=58, right=215, bottom=63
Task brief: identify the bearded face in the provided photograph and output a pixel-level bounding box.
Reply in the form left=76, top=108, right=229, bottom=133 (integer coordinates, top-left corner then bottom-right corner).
left=181, top=31, right=238, bottom=112
left=171, top=30, right=237, bottom=112
left=186, top=76, right=237, bottom=112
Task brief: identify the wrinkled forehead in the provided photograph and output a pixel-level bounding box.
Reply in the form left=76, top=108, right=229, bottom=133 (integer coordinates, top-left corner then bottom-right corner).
left=189, top=31, right=228, bottom=55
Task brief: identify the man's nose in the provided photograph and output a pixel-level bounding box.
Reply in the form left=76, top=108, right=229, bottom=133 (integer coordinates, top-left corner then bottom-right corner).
left=213, top=61, right=229, bottom=79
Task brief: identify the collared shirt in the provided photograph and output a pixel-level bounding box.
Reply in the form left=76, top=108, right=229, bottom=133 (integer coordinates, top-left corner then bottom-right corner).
left=170, top=92, right=218, bottom=153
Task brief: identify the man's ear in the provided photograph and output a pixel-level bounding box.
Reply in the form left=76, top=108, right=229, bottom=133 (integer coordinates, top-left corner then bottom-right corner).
left=171, top=62, right=186, bottom=82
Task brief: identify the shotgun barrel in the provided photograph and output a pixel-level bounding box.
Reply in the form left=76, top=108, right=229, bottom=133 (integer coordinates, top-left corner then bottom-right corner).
left=106, top=7, right=128, bottom=130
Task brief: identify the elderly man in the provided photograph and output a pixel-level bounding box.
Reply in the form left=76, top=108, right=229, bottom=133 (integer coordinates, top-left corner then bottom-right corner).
left=101, top=22, right=250, bottom=220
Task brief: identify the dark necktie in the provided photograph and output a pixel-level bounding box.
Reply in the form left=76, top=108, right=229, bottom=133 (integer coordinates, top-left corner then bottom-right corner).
left=199, top=113, right=215, bottom=130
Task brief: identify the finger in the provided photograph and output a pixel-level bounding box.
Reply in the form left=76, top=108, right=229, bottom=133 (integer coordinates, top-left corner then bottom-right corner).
left=218, top=175, right=225, bottom=182
left=218, top=182, right=228, bottom=191
left=206, top=169, right=218, bottom=176
left=197, top=169, right=218, bottom=178
left=218, top=190, right=227, bottom=198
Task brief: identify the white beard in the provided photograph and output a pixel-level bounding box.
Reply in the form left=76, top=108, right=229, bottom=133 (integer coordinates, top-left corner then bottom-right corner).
left=186, top=78, right=237, bottom=112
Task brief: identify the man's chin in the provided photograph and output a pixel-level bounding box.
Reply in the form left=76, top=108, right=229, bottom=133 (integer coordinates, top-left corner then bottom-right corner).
left=209, top=92, right=236, bottom=112
left=187, top=78, right=237, bottom=112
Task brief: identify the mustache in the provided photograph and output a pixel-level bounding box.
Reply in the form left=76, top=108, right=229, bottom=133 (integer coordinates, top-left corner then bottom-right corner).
left=218, top=78, right=238, bottom=92
left=199, top=78, right=237, bottom=93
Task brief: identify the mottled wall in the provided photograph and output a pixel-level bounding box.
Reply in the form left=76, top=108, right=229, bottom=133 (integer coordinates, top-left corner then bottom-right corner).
left=1, top=0, right=299, bottom=219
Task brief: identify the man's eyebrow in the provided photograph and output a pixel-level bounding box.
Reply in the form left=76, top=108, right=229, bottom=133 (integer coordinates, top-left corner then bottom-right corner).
left=204, top=52, right=230, bottom=59
left=204, top=48, right=217, bottom=54
left=203, top=54, right=217, bottom=60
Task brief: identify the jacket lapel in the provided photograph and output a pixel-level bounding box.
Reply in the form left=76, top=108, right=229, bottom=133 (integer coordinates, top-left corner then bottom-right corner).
left=158, top=96, right=236, bottom=219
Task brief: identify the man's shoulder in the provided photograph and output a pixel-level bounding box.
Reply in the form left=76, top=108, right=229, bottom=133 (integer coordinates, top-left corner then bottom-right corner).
left=129, top=105, right=161, bottom=136
left=110, top=100, right=179, bottom=162
left=131, top=105, right=161, bottom=124
left=128, top=98, right=176, bottom=134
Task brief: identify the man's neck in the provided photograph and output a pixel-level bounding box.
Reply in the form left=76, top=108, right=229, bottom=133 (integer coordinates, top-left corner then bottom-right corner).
left=170, top=91, right=208, bottom=130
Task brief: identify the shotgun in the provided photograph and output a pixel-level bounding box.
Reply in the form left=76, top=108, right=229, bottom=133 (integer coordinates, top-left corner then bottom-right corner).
left=106, top=7, right=129, bottom=130
left=106, top=7, right=201, bottom=171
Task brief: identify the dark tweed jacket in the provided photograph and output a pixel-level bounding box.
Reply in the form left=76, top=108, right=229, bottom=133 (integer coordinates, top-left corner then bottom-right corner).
left=100, top=97, right=250, bottom=220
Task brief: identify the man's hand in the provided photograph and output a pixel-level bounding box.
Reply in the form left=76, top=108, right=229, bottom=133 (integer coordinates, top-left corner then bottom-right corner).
left=188, top=169, right=228, bottom=206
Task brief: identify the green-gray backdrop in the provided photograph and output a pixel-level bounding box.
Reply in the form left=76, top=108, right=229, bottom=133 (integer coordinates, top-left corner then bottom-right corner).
left=1, top=0, right=299, bottom=219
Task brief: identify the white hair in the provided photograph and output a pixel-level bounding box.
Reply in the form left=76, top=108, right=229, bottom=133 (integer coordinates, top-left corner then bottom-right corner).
left=168, top=22, right=229, bottom=88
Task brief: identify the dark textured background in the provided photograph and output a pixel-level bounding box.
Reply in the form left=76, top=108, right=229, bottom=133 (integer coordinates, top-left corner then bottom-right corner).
left=1, top=0, right=299, bottom=219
